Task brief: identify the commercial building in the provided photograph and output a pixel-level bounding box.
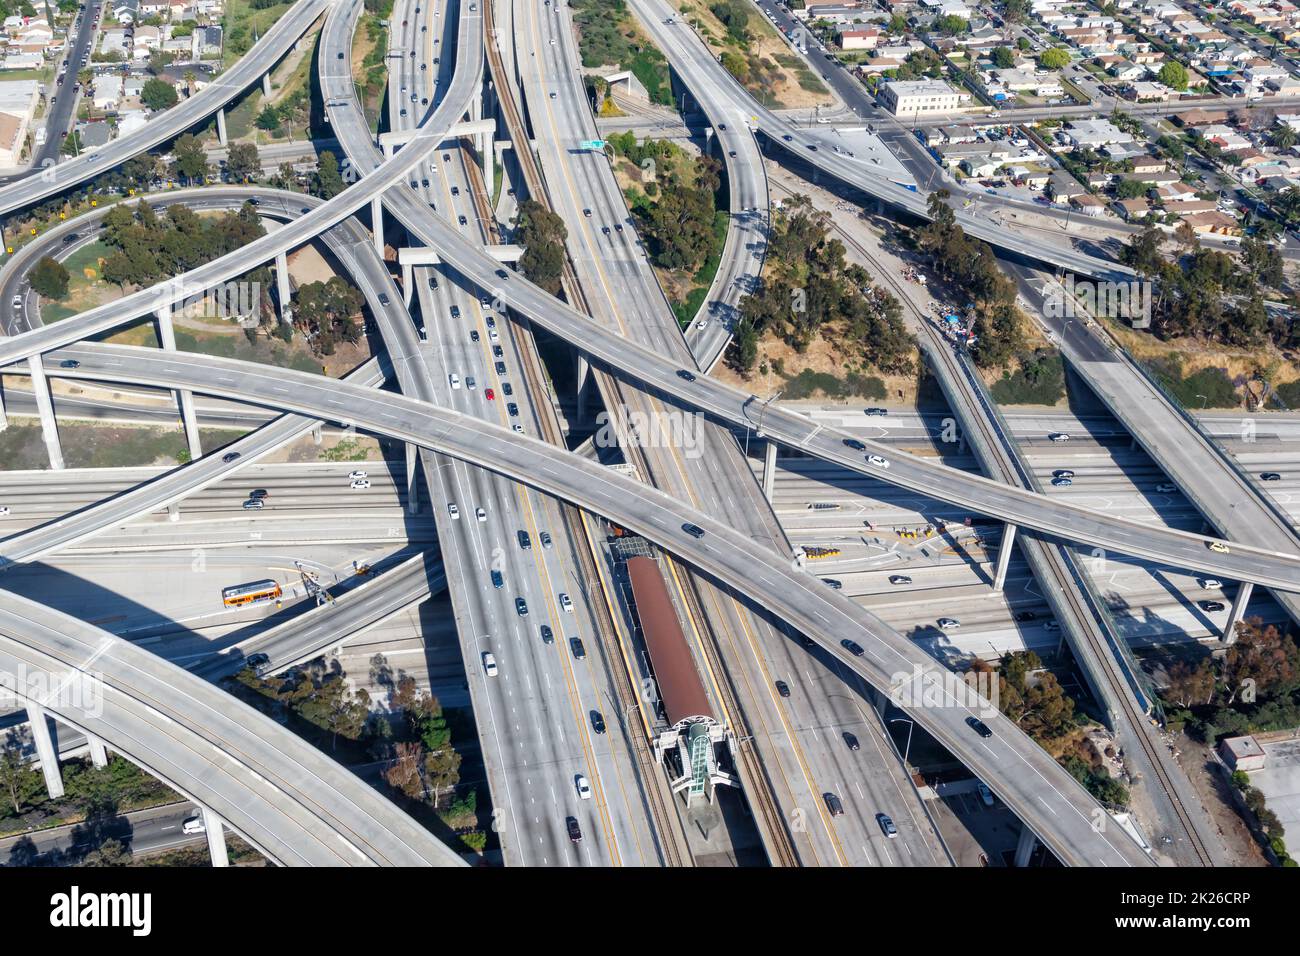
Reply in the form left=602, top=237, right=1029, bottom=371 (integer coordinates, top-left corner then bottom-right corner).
left=879, top=79, right=971, bottom=116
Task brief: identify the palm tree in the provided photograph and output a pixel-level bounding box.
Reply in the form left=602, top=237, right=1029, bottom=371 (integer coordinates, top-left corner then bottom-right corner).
left=183, top=70, right=197, bottom=98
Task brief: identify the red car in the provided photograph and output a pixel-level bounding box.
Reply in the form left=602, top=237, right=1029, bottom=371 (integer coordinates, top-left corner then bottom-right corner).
left=485, top=387, right=495, bottom=400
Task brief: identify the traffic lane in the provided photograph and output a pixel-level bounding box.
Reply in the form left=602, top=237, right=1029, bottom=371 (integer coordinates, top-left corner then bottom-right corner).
left=50, top=344, right=1154, bottom=866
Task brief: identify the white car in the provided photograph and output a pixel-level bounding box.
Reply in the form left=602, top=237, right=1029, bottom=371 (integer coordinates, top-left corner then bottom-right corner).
left=483, top=652, right=498, bottom=677
left=1048, top=433, right=1070, bottom=442
left=448, top=502, right=460, bottom=520
left=1155, top=482, right=1176, bottom=493
left=488, top=329, right=500, bottom=342
left=449, top=373, right=462, bottom=390
left=512, top=424, right=524, bottom=434
left=867, top=455, right=890, bottom=469
left=937, top=618, right=960, bottom=630
left=1200, top=578, right=1223, bottom=590
left=0, top=506, right=8, bottom=516
left=350, top=479, right=371, bottom=490
left=575, top=774, right=592, bottom=800
left=349, top=470, right=368, bottom=481
left=977, top=782, right=994, bottom=807
left=559, top=592, right=573, bottom=613
left=182, top=815, right=206, bottom=835
left=475, top=506, right=487, bottom=522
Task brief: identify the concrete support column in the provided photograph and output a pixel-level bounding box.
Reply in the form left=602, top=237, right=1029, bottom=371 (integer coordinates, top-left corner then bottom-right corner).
left=0, top=374, right=8, bottom=431
left=575, top=353, right=589, bottom=422
left=155, top=307, right=202, bottom=462
left=993, top=523, right=1017, bottom=593
left=261, top=73, right=272, bottom=98
left=26, top=355, right=64, bottom=470
left=1014, top=824, right=1037, bottom=867
left=27, top=703, right=64, bottom=799
left=216, top=108, right=227, bottom=146
left=470, top=95, right=481, bottom=124
left=402, top=261, right=413, bottom=307
left=762, top=440, right=777, bottom=501
left=405, top=442, right=419, bottom=515
left=87, top=735, right=108, bottom=769
left=202, top=807, right=228, bottom=867
left=168, top=502, right=180, bottom=522
left=275, top=251, right=292, bottom=325
left=1223, top=581, right=1254, bottom=645
left=371, top=196, right=384, bottom=255
left=312, top=423, right=323, bottom=445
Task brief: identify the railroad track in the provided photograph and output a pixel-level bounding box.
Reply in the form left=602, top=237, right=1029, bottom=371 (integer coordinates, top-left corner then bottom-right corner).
left=806, top=190, right=1215, bottom=864
left=481, top=0, right=691, bottom=866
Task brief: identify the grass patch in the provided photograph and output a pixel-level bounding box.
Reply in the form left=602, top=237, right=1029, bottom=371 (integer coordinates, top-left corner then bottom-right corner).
left=320, top=437, right=370, bottom=461
left=1275, top=379, right=1300, bottom=407
left=779, top=367, right=887, bottom=400
left=222, top=0, right=294, bottom=68
left=990, top=350, right=1066, bottom=405
left=1147, top=353, right=1239, bottom=409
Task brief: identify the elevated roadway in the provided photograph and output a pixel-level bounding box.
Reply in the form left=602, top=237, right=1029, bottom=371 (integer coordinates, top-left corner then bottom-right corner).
left=0, top=590, right=464, bottom=865
left=37, top=341, right=1156, bottom=866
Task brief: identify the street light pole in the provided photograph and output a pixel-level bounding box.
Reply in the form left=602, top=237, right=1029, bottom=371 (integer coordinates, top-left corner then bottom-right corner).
left=889, top=717, right=915, bottom=767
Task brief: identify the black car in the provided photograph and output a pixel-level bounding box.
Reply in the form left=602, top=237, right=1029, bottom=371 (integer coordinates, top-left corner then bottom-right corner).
left=428, top=275, right=438, bottom=289
left=470, top=330, right=480, bottom=342
left=601, top=225, right=610, bottom=235
left=841, top=639, right=864, bottom=656
left=491, top=569, right=504, bottom=589
left=540, top=531, right=552, bottom=549
left=458, top=215, right=467, bottom=225
left=378, top=293, right=390, bottom=306
left=807, top=144, right=818, bottom=151
left=1053, top=469, right=1075, bottom=479
left=676, top=369, right=696, bottom=382
left=718, top=123, right=727, bottom=131
left=864, top=407, right=888, bottom=417
left=540, top=624, right=554, bottom=644
left=888, top=575, right=912, bottom=585
left=515, top=597, right=528, bottom=616
left=824, top=792, right=844, bottom=817
left=493, top=345, right=504, bottom=358
left=507, top=402, right=520, bottom=417
left=843, top=438, right=865, bottom=451
left=570, top=637, right=585, bottom=659
left=495, top=361, right=507, bottom=375
left=59, top=359, right=80, bottom=369
left=62, top=233, right=79, bottom=244
left=450, top=305, right=461, bottom=319
left=245, top=652, right=271, bottom=676
left=843, top=732, right=860, bottom=751
left=248, top=489, right=268, bottom=499
left=566, top=816, right=582, bottom=842
left=822, top=578, right=843, bottom=590
left=966, top=716, right=993, bottom=738
left=502, top=383, right=513, bottom=397
left=590, top=710, right=606, bottom=734
left=1198, top=600, right=1225, bottom=612
left=682, top=523, right=705, bottom=538
left=451, top=186, right=460, bottom=196
left=517, top=529, right=532, bottom=550
left=775, top=680, right=790, bottom=698
left=1014, top=610, right=1036, bottom=622
left=728, top=150, right=737, bottom=157
left=337, top=50, right=345, bottom=59
left=782, top=134, right=793, bottom=141
left=222, top=452, right=241, bottom=463
left=1260, top=472, right=1282, bottom=481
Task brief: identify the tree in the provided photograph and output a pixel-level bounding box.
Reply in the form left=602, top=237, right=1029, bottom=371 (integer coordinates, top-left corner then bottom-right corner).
left=225, top=141, right=261, bottom=183
left=932, top=13, right=968, bottom=35
left=256, top=104, right=282, bottom=132
left=312, top=150, right=346, bottom=199
left=1158, top=60, right=1189, bottom=91
left=31, top=256, right=70, bottom=299
left=1038, top=47, right=1070, bottom=70
left=1004, top=0, right=1032, bottom=23
left=172, top=132, right=208, bottom=184
left=1271, top=124, right=1298, bottom=151
left=1165, top=658, right=1215, bottom=707
left=1114, top=178, right=1148, bottom=200
left=140, top=77, right=178, bottom=112
left=146, top=49, right=176, bottom=75
left=991, top=46, right=1015, bottom=69
left=61, top=130, right=82, bottom=157
left=515, top=199, right=568, bottom=294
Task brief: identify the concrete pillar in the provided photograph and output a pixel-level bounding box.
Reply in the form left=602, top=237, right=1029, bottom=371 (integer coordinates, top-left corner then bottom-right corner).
left=261, top=73, right=272, bottom=98
left=26, top=703, right=64, bottom=799
left=402, top=261, right=413, bottom=307
left=0, top=374, right=7, bottom=431
left=216, top=108, right=227, bottom=146
left=1223, top=581, right=1254, bottom=645
left=1014, top=823, right=1037, bottom=867
left=762, top=440, right=777, bottom=501
left=26, top=356, right=64, bottom=470
left=470, top=95, right=481, bottom=124
left=155, top=307, right=202, bottom=462
left=405, top=442, right=419, bottom=515
left=482, top=135, right=494, bottom=198
left=371, top=196, right=384, bottom=255
left=168, top=502, right=180, bottom=522
left=993, top=524, right=1017, bottom=593
left=275, top=251, right=292, bottom=325
left=312, top=423, right=323, bottom=445
left=202, top=806, right=228, bottom=867
left=87, top=735, right=108, bottom=769
left=575, top=353, right=589, bottom=422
